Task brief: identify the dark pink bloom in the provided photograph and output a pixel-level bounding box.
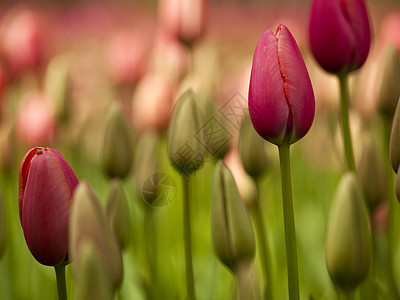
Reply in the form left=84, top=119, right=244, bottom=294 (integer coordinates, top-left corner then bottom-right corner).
left=248, top=24, right=315, bottom=145
left=19, top=147, right=78, bottom=266
left=309, top=0, right=371, bottom=74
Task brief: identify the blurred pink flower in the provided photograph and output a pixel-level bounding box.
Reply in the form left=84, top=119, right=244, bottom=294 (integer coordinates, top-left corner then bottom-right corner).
left=132, top=73, right=174, bottom=133
left=0, top=8, right=46, bottom=77
left=249, top=24, right=315, bottom=145
left=158, top=0, right=206, bottom=46
left=19, top=147, right=78, bottom=266
left=106, top=29, right=148, bottom=86
left=16, top=92, right=56, bottom=146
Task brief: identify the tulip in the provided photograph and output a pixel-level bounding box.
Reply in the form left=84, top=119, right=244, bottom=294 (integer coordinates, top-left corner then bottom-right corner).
left=358, top=134, right=386, bottom=210
left=107, top=29, right=148, bottom=86
left=309, top=0, right=371, bottom=74
left=167, top=89, right=204, bottom=177
left=325, top=172, right=372, bottom=291
left=375, top=44, right=400, bottom=118
left=158, top=0, right=206, bottom=47
left=70, top=181, right=123, bottom=291
left=15, top=92, right=56, bottom=147
left=73, top=241, right=114, bottom=300
left=390, top=98, right=400, bottom=173
left=1, top=8, right=45, bottom=76
left=106, top=178, right=131, bottom=250
left=239, top=114, right=270, bottom=179
left=44, top=55, right=71, bottom=123
left=18, top=147, right=78, bottom=266
left=102, top=102, right=135, bottom=179
left=248, top=24, right=315, bottom=146
left=211, top=161, right=255, bottom=271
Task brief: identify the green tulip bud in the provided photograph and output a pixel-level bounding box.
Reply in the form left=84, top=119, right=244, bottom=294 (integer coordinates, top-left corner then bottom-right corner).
left=102, top=102, right=135, bottom=179
left=70, top=181, right=123, bottom=290
left=211, top=161, right=255, bottom=271
left=239, top=114, right=270, bottom=179
left=325, top=172, right=372, bottom=291
left=358, top=134, right=386, bottom=210
left=134, top=131, right=160, bottom=203
left=106, top=178, right=131, bottom=250
left=0, top=190, right=5, bottom=259
left=376, top=44, right=400, bottom=118
left=73, top=241, right=114, bottom=300
left=167, top=89, right=205, bottom=177
left=390, top=98, right=400, bottom=173
left=44, top=55, right=71, bottom=122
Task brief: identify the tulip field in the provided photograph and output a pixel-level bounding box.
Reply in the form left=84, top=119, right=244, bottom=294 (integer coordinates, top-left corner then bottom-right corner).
left=1, top=0, right=400, bottom=300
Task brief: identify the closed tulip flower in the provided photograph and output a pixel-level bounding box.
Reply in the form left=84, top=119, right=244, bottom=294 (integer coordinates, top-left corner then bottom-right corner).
left=249, top=24, right=315, bottom=145
left=18, top=147, right=78, bottom=266
left=309, top=0, right=371, bottom=74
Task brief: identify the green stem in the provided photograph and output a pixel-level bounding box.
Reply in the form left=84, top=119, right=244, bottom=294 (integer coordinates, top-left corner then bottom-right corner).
left=252, top=181, right=273, bottom=300
left=278, top=143, right=299, bottom=300
left=338, top=73, right=356, bottom=172
left=55, top=264, right=67, bottom=300
left=182, top=176, right=196, bottom=300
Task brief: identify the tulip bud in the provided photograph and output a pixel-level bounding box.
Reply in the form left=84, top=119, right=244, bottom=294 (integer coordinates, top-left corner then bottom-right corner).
left=134, top=131, right=160, bottom=203
left=106, top=178, right=131, bottom=250
left=375, top=44, right=400, bottom=118
left=44, top=55, right=71, bottom=122
left=18, top=147, right=79, bottom=266
left=211, top=161, right=255, bottom=271
left=325, top=172, right=372, bottom=291
left=358, top=134, right=386, bottom=210
left=0, top=189, right=6, bottom=259
left=239, top=114, right=270, bottom=179
left=158, top=0, right=206, bottom=47
left=249, top=24, right=315, bottom=145
left=70, top=181, right=123, bottom=290
left=102, top=102, right=135, bottom=179
left=390, top=98, right=400, bottom=173
left=15, top=92, right=56, bottom=147
left=167, top=89, right=205, bottom=177
left=73, top=241, right=113, bottom=300
left=309, top=0, right=371, bottom=74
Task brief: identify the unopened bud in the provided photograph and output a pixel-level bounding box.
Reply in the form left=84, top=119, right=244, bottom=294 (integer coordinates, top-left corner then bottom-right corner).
left=211, top=161, right=255, bottom=271
left=325, top=173, right=372, bottom=291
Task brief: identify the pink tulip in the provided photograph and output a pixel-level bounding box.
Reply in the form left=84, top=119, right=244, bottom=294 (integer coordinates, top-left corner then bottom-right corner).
left=107, top=29, right=148, bottom=86
left=158, top=0, right=206, bottom=46
left=15, top=92, right=56, bottom=146
left=309, top=0, right=371, bottom=74
left=1, top=8, right=46, bottom=77
left=19, top=147, right=78, bottom=266
left=248, top=24, right=315, bottom=145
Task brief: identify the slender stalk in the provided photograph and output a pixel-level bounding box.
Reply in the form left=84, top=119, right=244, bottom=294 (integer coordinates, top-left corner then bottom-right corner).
left=338, top=73, right=356, bottom=172
left=278, top=143, right=299, bottom=300
left=55, top=264, right=67, bottom=300
left=182, top=176, right=196, bottom=300
left=252, top=181, right=273, bottom=300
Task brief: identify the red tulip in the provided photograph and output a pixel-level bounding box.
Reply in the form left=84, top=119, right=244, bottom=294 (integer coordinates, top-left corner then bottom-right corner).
left=248, top=24, right=315, bottom=145
left=19, top=147, right=78, bottom=266
left=309, top=0, right=371, bottom=74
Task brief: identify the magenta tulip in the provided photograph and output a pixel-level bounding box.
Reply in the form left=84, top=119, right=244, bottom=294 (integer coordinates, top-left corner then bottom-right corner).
left=248, top=24, right=315, bottom=145
left=309, top=0, right=371, bottom=74
left=19, top=147, right=78, bottom=266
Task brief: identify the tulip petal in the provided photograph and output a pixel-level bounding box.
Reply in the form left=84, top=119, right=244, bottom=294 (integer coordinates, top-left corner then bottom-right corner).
left=309, top=0, right=355, bottom=73
left=277, top=24, right=315, bottom=143
left=21, top=149, right=72, bottom=266
left=249, top=29, right=289, bottom=145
